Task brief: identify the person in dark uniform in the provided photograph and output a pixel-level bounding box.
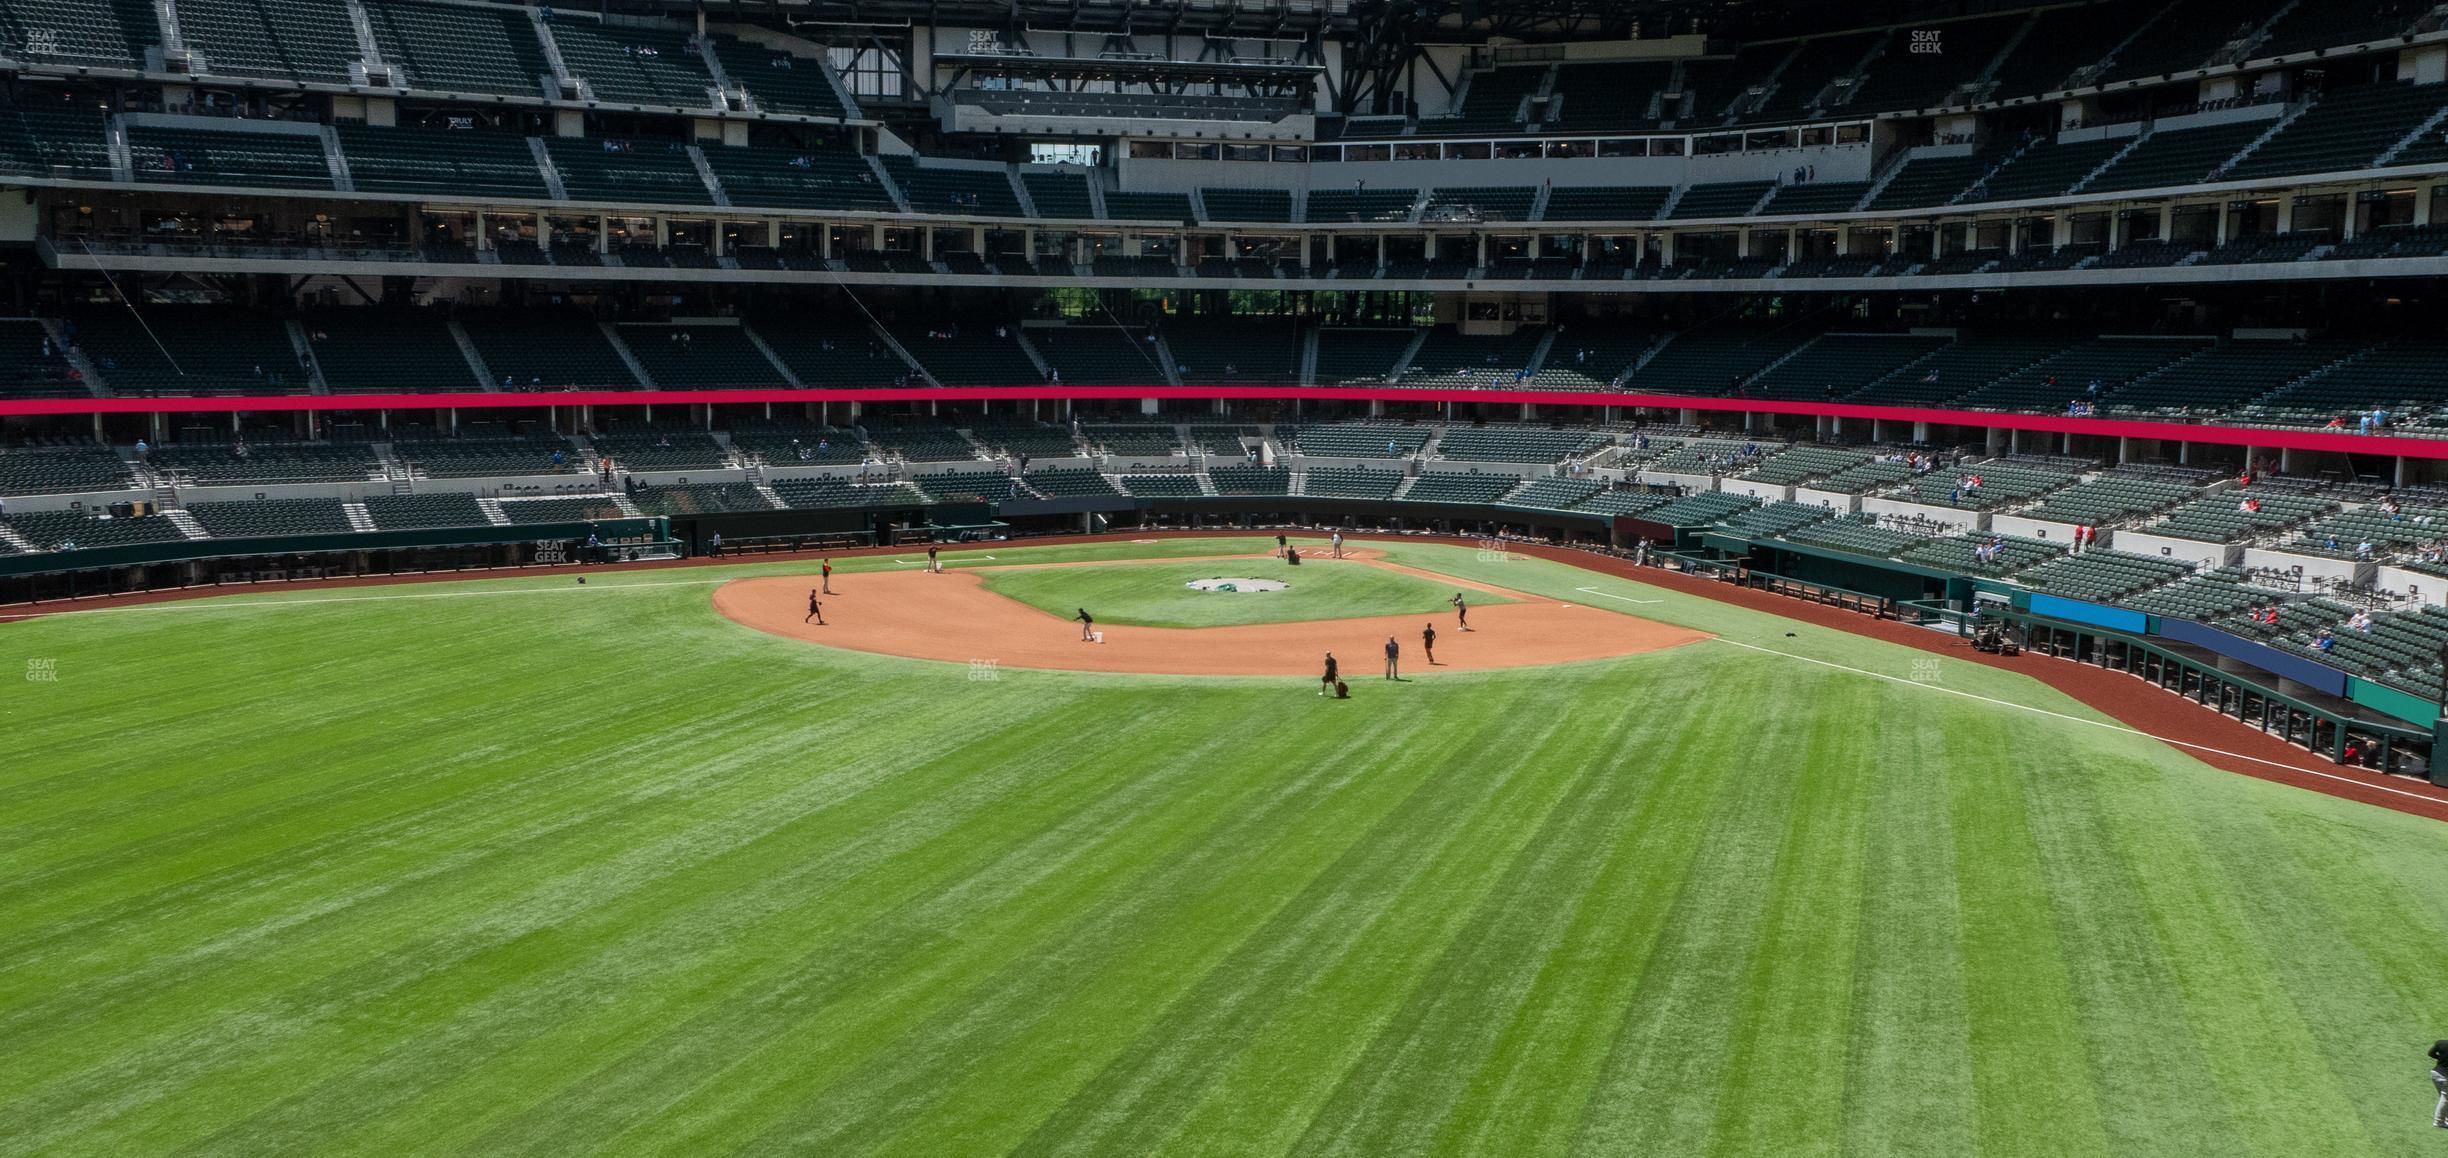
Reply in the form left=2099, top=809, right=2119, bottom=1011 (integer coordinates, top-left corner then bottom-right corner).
left=1383, top=635, right=1400, bottom=680
left=1320, top=651, right=1338, bottom=696
left=1277, top=532, right=1289, bottom=559
left=1451, top=592, right=1472, bottom=631
left=804, top=590, right=825, bottom=625
left=927, top=544, right=941, bottom=573
left=2430, top=1039, right=2448, bottom=1129
left=1075, top=608, right=1095, bottom=641
left=1423, top=622, right=1438, bottom=665
left=821, top=559, right=833, bottom=594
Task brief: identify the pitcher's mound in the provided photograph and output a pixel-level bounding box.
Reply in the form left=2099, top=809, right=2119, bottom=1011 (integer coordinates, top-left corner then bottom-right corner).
left=715, top=564, right=1708, bottom=676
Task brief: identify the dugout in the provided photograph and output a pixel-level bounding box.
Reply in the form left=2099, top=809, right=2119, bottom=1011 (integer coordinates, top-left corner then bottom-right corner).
left=1698, top=532, right=1970, bottom=607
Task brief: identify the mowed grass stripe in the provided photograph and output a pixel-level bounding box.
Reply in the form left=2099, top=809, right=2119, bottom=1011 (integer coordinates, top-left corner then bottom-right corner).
left=2240, top=807, right=2448, bottom=1149
left=1698, top=686, right=1881, bottom=1158
left=1555, top=671, right=1871, bottom=1154
left=887, top=679, right=1596, bottom=1156
left=523, top=699, right=1426, bottom=1153
left=1945, top=718, right=2114, bottom=1154
left=0, top=638, right=877, bottom=960
left=2014, top=740, right=2242, bottom=1155
left=2095, top=772, right=2385, bottom=1154
left=0, top=685, right=827, bottom=1100
left=0, top=670, right=1073, bottom=1151
left=0, top=600, right=775, bottom=879
left=1836, top=716, right=1977, bottom=1155
left=382, top=695, right=1313, bottom=1155
left=1270, top=660, right=1766, bottom=1158
left=211, top=696, right=1178, bottom=1156
left=997, top=669, right=1637, bottom=1157
left=720, top=701, right=1462, bottom=1154
left=0, top=640, right=883, bottom=1028
left=1418, top=666, right=1753, bottom=1158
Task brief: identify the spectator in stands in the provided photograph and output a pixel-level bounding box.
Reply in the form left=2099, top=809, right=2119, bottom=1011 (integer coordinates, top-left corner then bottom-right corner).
left=2314, top=630, right=2335, bottom=653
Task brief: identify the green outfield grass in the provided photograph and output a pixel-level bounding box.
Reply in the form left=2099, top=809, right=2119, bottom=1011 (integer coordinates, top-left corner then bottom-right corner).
left=977, top=557, right=1511, bottom=628
left=1, top=537, right=2444, bottom=1156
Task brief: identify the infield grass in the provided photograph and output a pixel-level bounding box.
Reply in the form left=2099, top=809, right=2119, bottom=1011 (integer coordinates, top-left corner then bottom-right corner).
left=976, top=556, right=1510, bottom=628
left=1, top=537, right=2443, bottom=1156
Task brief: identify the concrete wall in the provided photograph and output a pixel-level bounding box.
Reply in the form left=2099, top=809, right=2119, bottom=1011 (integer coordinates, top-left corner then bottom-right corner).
left=1792, top=487, right=1861, bottom=512
left=2375, top=563, right=2442, bottom=601
left=2241, top=547, right=2366, bottom=587
left=1722, top=478, right=1790, bottom=502
left=1861, top=497, right=1982, bottom=535
left=4, top=488, right=149, bottom=514
left=1989, top=513, right=2082, bottom=544
left=2076, top=529, right=2234, bottom=569
left=1637, top=469, right=1716, bottom=493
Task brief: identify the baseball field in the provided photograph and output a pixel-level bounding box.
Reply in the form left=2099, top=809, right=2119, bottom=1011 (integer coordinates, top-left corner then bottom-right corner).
left=3, top=535, right=2445, bottom=1156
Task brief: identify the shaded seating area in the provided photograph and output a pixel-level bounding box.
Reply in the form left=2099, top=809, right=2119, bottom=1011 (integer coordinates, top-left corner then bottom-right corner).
left=187, top=498, right=354, bottom=537
left=617, top=324, right=786, bottom=388
left=366, top=0, right=551, bottom=96
left=77, top=311, right=309, bottom=395
left=128, top=125, right=332, bottom=188
left=590, top=427, right=728, bottom=471
left=362, top=492, right=489, bottom=530
left=151, top=441, right=380, bottom=484
left=0, top=446, right=136, bottom=495
left=1302, top=464, right=1404, bottom=499
left=307, top=311, right=482, bottom=392
left=461, top=312, right=642, bottom=389
left=548, top=19, right=717, bottom=108
left=338, top=124, right=549, bottom=199
left=541, top=137, right=714, bottom=205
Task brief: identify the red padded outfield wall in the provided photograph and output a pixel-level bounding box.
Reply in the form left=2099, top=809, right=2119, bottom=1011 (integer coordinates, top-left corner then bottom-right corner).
left=3, top=386, right=2440, bottom=460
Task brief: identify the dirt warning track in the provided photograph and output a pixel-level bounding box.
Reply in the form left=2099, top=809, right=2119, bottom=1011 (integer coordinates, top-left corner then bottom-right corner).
left=712, top=556, right=1709, bottom=675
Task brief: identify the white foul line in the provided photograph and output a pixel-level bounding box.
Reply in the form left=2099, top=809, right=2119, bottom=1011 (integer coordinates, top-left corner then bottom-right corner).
left=1575, top=585, right=1662, bottom=605
left=0, top=576, right=736, bottom=621
left=1708, top=636, right=2448, bottom=808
